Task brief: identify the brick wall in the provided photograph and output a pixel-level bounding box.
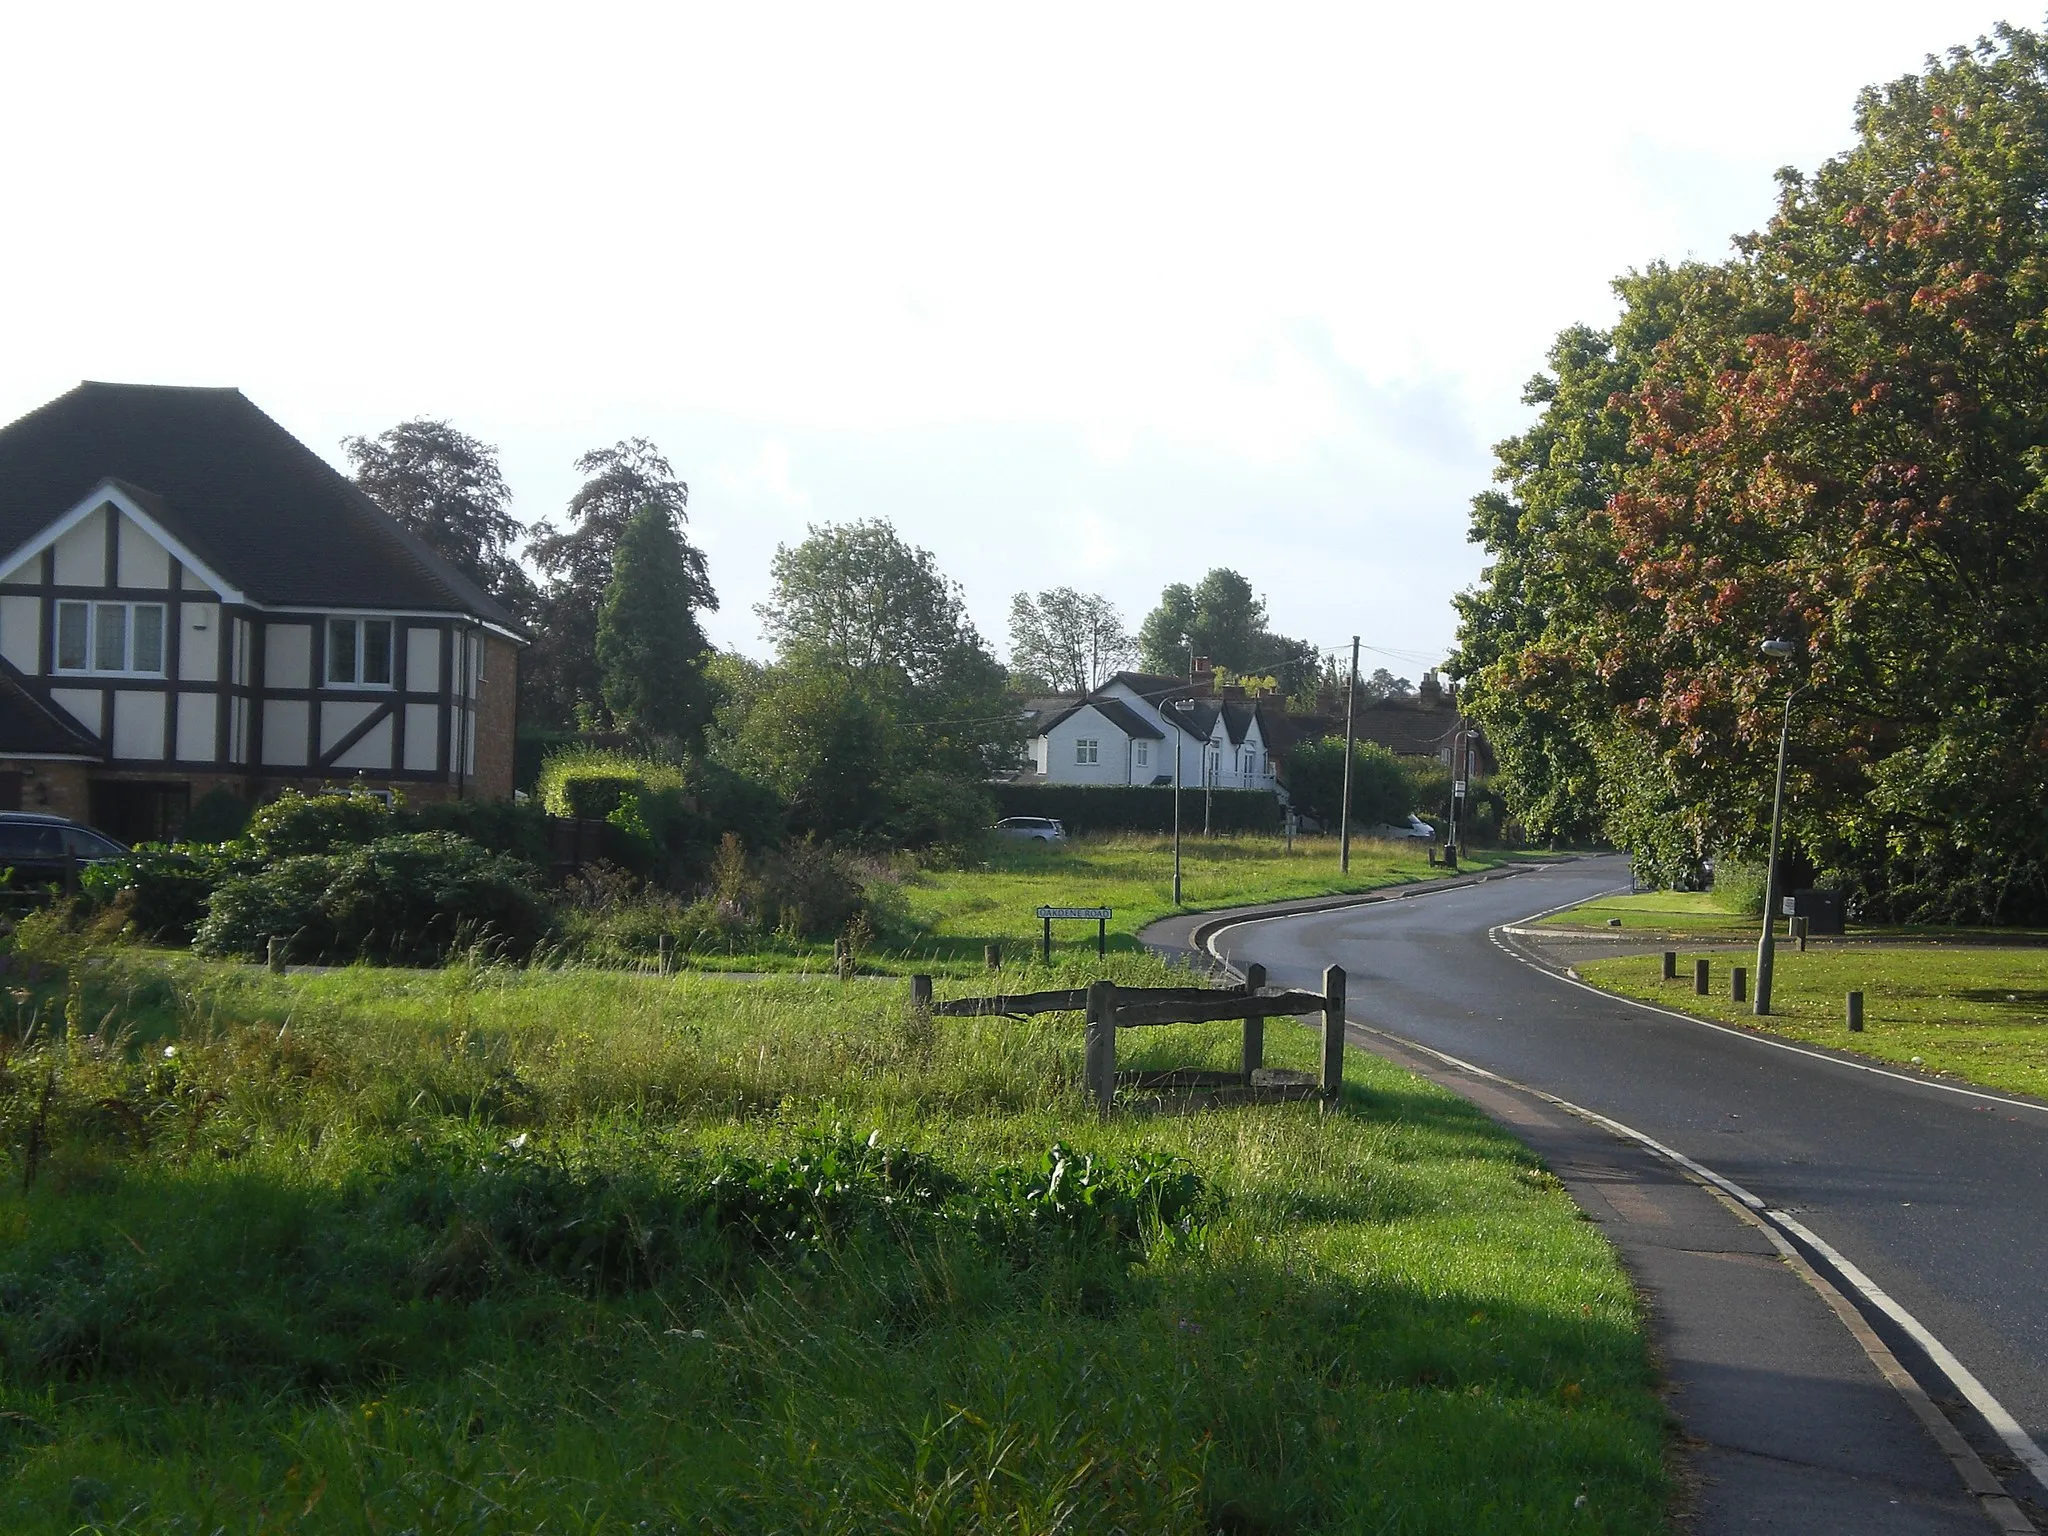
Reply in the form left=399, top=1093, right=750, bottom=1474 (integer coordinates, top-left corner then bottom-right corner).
left=0, top=759, right=92, bottom=820
left=472, top=633, right=519, bottom=800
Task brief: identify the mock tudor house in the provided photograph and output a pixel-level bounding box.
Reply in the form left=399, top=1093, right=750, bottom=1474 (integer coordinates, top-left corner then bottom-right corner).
left=1021, top=666, right=1280, bottom=793
left=0, top=382, right=522, bottom=842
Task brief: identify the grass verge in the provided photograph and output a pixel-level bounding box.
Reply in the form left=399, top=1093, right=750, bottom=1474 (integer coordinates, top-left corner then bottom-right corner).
left=1579, top=945, right=2048, bottom=1101
left=1531, top=890, right=1751, bottom=940
left=0, top=947, right=1667, bottom=1532
left=854, top=832, right=1522, bottom=977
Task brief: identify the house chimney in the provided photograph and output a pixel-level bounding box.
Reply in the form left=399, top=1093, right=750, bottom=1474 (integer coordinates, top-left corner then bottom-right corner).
left=1191, top=656, right=1214, bottom=694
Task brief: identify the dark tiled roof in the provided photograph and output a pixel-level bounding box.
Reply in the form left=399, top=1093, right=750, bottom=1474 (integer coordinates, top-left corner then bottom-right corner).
left=1265, top=696, right=1492, bottom=767
left=0, top=662, right=100, bottom=758
left=1037, top=696, right=1164, bottom=740
left=0, top=383, right=515, bottom=628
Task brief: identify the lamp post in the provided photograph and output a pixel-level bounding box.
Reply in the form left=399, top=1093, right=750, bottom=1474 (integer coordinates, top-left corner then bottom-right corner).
left=1169, top=698, right=1197, bottom=905
left=1753, top=639, right=1808, bottom=1017
left=1446, top=720, right=1481, bottom=861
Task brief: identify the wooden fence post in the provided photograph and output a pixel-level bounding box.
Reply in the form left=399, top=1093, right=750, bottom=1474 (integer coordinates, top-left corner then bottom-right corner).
left=1320, top=965, right=1346, bottom=1103
left=1794, top=916, right=1809, bottom=952
left=1731, top=965, right=1746, bottom=1004
left=1085, top=980, right=1117, bottom=1117
left=833, top=937, right=851, bottom=980
left=910, top=974, right=933, bottom=1013
left=985, top=942, right=1001, bottom=971
left=1242, top=963, right=1266, bottom=1083
left=1662, top=951, right=1678, bottom=980
left=1847, top=991, right=1864, bottom=1032
left=266, top=936, right=285, bottom=975
left=657, top=934, right=674, bottom=977
left=1694, top=958, right=1710, bottom=996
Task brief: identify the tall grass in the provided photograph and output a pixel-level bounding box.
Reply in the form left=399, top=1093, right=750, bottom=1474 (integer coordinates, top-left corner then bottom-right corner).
left=0, top=949, right=1668, bottom=1532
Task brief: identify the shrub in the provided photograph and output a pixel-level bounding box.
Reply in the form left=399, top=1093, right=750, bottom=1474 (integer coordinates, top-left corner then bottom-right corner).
left=245, top=791, right=393, bottom=858
left=402, top=797, right=552, bottom=865
left=182, top=787, right=252, bottom=843
left=80, top=842, right=255, bottom=945
left=1279, top=738, right=1416, bottom=829
left=196, top=833, right=551, bottom=965
left=1710, top=857, right=1769, bottom=915
left=758, top=840, right=865, bottom=939
left=535, top=746, right=686, bottom=819
left=886, top=770, right=996, bottom=850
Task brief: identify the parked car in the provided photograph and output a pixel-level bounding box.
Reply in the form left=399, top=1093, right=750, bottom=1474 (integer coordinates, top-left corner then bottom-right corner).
left=994, top=816, right=1069, bottom=844
left=0, top=813, right=128, bottom=888
left=1371, top=814, right=1435, bottom=840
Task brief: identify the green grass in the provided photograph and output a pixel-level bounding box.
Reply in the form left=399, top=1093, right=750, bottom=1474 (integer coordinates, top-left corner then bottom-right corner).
left=854, top=831, right=1518, bottom=976
left=1581, top=944, right=2048, bottom=1101
left=1532, top=890, right=1753, bottom=940
left=0, top=946, right=1669, bottom=1532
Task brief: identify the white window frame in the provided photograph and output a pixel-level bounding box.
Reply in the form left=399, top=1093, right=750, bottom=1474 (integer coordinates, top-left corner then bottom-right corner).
left=53, top=599, right=167, bottom=677
left=1134, top=741, right=1149, bottom=767
left=1074, top=737, right=1100, bottom=765
left=326, top=616, right=396, bottom=689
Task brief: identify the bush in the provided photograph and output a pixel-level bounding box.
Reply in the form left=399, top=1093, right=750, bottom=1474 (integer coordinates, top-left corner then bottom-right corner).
left=758, top=840, right=866, bottom=939
left=886, top=771, right=995, bottom=850
left=402, top=797, right=552, bottom=865
left=80, top=842, right=255, bottom=945
left=245, top=791, right=393, bottom=858
left=182, top=787, right=252, bottom=843
left=1279, top=738, right=1415, bottom=829
left=989, top=784, right=1283, bottom=835
left=196, top=833, right=551, bottom=965
left=1710, top=857, right=1768, bottom=916
left=535, top=747, right=686, bottom=819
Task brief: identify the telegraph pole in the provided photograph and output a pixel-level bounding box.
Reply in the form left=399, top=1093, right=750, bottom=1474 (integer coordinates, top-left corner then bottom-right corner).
left=1338, top=636, right=1359, bottom=872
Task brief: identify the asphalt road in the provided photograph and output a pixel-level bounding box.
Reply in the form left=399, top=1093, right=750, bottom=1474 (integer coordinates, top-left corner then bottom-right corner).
left=1208, top=856, right=2048, bottom=1510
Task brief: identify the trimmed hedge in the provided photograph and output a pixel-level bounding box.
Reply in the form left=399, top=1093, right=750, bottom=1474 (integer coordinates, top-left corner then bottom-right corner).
left=990, top=784, right=1283, bottom=835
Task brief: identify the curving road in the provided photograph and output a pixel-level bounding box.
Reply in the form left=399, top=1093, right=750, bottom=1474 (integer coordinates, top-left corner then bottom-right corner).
left=1208, top=856, right=2048, bottom=1518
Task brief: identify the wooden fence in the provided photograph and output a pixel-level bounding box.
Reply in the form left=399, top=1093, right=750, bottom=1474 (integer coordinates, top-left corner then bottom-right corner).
left=908, top=963, right=1347, bottom=1114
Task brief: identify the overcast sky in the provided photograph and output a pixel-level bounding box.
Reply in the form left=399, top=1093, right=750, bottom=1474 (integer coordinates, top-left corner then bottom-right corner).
left=0, top=2, right=2021, bottom=675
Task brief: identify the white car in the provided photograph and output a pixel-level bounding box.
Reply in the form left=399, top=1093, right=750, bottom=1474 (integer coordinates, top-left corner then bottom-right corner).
left=994, top=816, right=1069, bottom=844
left=1372, top=814, right=1434, bottom=840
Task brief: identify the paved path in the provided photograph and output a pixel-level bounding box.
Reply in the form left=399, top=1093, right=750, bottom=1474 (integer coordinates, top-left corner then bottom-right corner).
left=1147, top=857, right=2047, bottom=1532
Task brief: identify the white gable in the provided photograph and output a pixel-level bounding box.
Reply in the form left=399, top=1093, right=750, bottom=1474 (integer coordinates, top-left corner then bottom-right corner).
left=0, top=481, right=244, bottom=603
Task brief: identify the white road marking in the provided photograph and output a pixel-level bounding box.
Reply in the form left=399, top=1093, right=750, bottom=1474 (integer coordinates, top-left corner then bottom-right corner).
left=1201, top=881, right=2048, bottom=1499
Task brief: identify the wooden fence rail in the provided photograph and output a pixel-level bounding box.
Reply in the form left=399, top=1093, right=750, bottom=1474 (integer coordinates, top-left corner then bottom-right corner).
left=908, top=963, right=1347, bottom=1114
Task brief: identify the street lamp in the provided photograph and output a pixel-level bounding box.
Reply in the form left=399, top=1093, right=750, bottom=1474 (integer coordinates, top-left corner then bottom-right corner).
left=1169, top=698, right=1198, bottom=905
left=1753, top=638, right=1808, bottom=1016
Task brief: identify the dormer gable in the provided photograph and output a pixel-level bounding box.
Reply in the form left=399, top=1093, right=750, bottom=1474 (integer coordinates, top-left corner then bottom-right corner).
left=0, top=481, right=239, bottom=601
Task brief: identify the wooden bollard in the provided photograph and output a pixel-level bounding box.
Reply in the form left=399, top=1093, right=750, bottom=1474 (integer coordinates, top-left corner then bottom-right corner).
left=1321, top=964, right=1347, bottom=1103
left=1847, top=991, right=1864, bottom=1032
left=1241, top=963, right=1266, bottom=1083
left=909, top=973, right=933, bottom=1013
left=657, top=934, right=674, bottom=976
left=1662, top=951, right=1677, bottom=980
left=266, top=936, right=285, bottom=975
left=1694, top=958, right=1710, bottom=996
left=1794, top=916, right=1809, bottom=952
left=1084, top=980, right=1117, bottom=1116
left=833, top=937, right=852, bottom=980
left=1731, top=966, right=1747, bottom=1004
left=985, top=942, right=1001, bottom=971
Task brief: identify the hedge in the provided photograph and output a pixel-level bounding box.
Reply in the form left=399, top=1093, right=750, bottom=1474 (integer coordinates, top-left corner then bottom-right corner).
left=990, top=784, right=1283, bottom=835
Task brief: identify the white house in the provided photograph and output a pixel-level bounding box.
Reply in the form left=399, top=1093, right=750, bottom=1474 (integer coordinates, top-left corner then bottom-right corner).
left=1022, top=670, right=1282, bottom=794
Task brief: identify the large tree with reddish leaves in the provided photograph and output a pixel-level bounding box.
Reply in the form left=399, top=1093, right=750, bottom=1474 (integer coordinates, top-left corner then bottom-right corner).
left=1460, top=25, right=2048, bottom=919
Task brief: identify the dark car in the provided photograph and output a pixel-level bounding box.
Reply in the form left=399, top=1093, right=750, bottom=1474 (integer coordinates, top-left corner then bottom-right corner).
left=0, top=813, right=128, bottom=889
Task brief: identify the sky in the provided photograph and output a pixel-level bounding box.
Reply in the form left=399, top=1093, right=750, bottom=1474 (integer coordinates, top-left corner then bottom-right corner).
left=0, top=2, right=2024, bottom=677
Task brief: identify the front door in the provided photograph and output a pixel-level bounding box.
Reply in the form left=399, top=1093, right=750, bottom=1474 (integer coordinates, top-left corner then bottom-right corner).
left=88, top=780, right=191, bottom=844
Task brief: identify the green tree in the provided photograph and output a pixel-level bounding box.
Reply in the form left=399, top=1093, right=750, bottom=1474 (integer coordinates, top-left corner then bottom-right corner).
left=1278, top=739, right=1415, bottom=829
left=525, top=440, right=711, bottom=728
left=1137, top=568, right=1317, bottom=683
left=597, top=504, right=714, bottom=746
left=716, top=662, right=893, bottom=838
left=756, top=520, right=1016, bottom=782
left=343, top=419, right=537, bottom=616
left=1460, top=24, right=2048, bottom=918
left=1008, top=587, right=1135, bottom=694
